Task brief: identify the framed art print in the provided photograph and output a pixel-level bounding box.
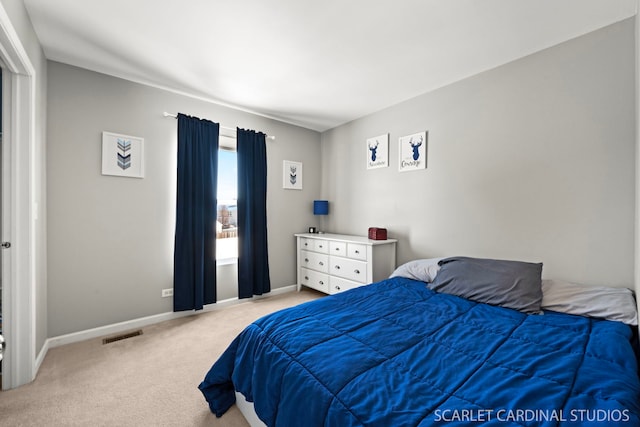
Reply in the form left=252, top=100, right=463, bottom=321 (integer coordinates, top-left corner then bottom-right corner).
left=102, top=131, right=145, bottom=178
left=399, top=131, right=427, bottom=172
left=283, top=160, right=303, bottom=190
left=366, top=134, right=389, bottom=169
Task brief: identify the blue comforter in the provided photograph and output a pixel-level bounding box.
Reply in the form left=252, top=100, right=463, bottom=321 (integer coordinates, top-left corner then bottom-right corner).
left=200, top=277, right=640, bottom=426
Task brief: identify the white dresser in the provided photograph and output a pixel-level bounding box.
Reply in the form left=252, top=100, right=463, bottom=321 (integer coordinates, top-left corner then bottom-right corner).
left=295, top=233, right=397, bottom=294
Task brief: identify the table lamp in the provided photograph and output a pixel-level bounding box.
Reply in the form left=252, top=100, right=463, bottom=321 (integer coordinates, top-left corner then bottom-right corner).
left=313, top=200, right=329, bottom=233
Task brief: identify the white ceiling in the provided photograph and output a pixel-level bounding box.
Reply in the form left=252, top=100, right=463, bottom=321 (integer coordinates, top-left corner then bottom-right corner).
left=23, top=0, right=637, bottom=131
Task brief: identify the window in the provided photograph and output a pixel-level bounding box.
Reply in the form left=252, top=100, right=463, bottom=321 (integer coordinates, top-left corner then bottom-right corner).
left=217, top=147, right=238, bottom=261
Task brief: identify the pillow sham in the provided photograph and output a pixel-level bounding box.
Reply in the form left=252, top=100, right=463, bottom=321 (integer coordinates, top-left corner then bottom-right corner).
left=542, top=279, right=638, bottom=326
left=428, top=256, right=543, bottom=314
left=389, top=258, right=444, bottom=283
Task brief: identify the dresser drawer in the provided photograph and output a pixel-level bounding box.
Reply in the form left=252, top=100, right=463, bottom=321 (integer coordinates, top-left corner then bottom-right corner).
left=329, top=256, right=368, bottom=283
left=329, top=276, right=364, bottom=294
left=300, top=268, right=329, bottom=293
left=300, top=250, right=329, bottom=273
left=313, top=239, right=329, bottom=253
left=347, top=243, right=367, bottom=261
left=329, top=241, right=347, bottom=257
left=300, top=238, right=313, bottom=251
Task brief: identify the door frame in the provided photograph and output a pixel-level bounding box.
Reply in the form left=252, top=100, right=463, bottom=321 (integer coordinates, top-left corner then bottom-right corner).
left=0, top=4, right=37, bottom=389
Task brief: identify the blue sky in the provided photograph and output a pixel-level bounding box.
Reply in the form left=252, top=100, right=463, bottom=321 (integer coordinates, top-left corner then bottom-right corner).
left=218, top=150, right=237, bottom=203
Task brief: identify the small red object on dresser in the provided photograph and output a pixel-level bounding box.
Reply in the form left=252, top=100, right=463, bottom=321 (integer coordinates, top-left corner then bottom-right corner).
left=368, top=227, right=387, bottom=240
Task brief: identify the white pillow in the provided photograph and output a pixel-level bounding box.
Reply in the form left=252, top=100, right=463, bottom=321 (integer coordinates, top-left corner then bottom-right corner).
left=541, top=279, right=638, bottom=326
left=390, top=258, right=444, bottom=283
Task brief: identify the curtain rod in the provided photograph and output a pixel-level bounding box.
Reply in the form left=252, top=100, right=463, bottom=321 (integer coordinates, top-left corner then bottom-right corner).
left=163, top=112, right=275, bottom=140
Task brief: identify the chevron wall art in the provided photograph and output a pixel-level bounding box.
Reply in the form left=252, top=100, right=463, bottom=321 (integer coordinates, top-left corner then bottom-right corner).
left=282, top=160, right=302, bottom=190
left=102, top=131, right=145, bottom=178
left=117, top=138, right=132, bottom=170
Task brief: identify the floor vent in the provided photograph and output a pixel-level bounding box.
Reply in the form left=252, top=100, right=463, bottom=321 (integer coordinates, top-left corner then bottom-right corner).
left=102, top=330, right=143, bottom=345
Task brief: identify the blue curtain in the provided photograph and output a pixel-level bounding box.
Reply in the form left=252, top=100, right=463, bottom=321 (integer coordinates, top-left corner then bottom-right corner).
left=237, top=128, right=271, bottom=298
left=174, top=114, right=219, bottom=311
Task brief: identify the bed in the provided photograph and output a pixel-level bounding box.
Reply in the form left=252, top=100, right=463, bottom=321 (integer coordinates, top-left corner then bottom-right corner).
left=200, top=257, right=640, bottom=426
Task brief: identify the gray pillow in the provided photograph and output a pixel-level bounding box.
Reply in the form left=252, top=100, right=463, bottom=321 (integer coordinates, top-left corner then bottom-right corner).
left=542, top=279, right=638, bottom=325
left=428, top=256, right=543, bottom=314
left=389, top=258, right=444, bottom=283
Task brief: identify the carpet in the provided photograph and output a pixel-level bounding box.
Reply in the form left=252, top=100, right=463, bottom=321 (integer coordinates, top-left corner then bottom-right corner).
left=0, top=289, right=322, bottom=426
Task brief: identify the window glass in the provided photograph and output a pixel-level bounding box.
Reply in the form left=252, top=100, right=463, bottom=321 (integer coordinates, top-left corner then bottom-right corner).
left=217, top=149, right=237, bottom=260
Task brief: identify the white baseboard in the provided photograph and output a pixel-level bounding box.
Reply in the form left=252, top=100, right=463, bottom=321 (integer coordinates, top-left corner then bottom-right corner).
left=44, top=285, right=297, bottom=350
left=251, top=284, right=296, bottom=299
left=35, top=338, right=50, bottom=374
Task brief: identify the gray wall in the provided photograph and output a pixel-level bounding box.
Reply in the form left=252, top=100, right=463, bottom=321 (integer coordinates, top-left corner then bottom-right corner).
left=2, top=0, right=48, bottom=355
left=45, top=17, right=638, bottom=337
left=47, top=62, right=321, bottom=337
left=321, top=19, right=636, bottom=288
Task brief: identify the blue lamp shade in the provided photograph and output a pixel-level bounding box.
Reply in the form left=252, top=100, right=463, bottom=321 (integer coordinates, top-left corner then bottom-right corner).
left=313, top=200, right=329, bottom=215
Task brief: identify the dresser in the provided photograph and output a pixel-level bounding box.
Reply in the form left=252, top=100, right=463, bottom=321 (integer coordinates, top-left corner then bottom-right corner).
left=295, top=233, right=397, bottom=294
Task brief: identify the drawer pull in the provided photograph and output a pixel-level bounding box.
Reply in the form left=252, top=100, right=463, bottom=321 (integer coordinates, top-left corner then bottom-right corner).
left=304, top=258, right=309, bottom=262
left=335, top=285, right=341, bottom=291
left=304, top=276, right=309, bottom=280
left=318, top=245, right=324, bottom=249
left=319, top=281, right=324, bottom=285
left=319, top=262, right=324, bottom=266
left=335, top=265, right=341, bottom=270
left=304, top=243, right=308, bottom=246
left=355, top=250, right=360, bottom=254
left=354, top=269, right=360, bottom=274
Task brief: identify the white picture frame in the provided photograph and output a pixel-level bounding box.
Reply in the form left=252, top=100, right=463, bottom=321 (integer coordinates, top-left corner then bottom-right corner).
left=399, top=131, right=427, bottom=172
left=366, top=134, right=389, bottom=169
left=102, top=131, right=145, bottom=178
left=283, top=160, right=303, bottom=190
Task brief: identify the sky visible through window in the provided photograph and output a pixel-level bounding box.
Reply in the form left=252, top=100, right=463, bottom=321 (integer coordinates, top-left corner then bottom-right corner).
left=218, top=149, right=237, bottom=203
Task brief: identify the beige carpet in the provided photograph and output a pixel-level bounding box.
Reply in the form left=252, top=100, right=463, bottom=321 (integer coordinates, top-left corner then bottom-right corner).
left=0, top=289, right=323, bottom=427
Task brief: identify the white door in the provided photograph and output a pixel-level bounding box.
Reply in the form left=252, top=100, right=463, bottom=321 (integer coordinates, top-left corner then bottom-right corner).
left=0, top=66, right=3, bottom=373
left=0, top=66, right=5, bottom=385
left=0, top=6, right=38, bottom=389
left=0, top=64, right=9, bottom=389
